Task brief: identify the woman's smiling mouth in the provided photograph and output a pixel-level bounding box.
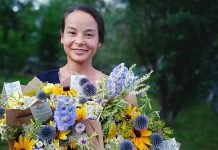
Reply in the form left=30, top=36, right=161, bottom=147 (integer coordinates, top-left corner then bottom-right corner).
left=72, top=49, right=88, bottom=55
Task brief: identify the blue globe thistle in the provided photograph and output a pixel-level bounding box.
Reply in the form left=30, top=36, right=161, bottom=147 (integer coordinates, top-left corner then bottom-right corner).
left=150, top=133, right=164, bottom=147
left=78, top=96, right=88, bottom=104
left=0, top=106, right=5, bottom=119
left=36, top=91, right=48, bottom=100
left=38, top=126, right=55, bottom=142
left=133, top=115, right=149, bottom=130
left=79, top=77, right=90, bottom=86
left=120, top=139, right=134, bottom=150
left=82, top=83, right=97, bottom=97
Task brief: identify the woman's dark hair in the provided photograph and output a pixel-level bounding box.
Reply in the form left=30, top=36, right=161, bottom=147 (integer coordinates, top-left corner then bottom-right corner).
left=61, top=4, right=105, bottom=44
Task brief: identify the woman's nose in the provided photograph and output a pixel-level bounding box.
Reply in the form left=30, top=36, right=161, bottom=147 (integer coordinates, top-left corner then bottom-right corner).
left=74, top=35, right=85, bottom=46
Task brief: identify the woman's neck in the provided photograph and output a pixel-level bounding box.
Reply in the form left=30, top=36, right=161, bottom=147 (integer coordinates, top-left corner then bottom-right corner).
left=66, top=61, right=94, bottom=75
left=59, top=60, right=96, bottom=82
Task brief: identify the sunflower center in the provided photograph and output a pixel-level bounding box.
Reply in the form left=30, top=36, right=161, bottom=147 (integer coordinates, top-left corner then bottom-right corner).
left=63, top=86, right=70, bottom=91
left=134, top=130, right=141, bottom=137
left=21, top=149, right=26, bottom=150
left=125, top=115, right=131, bottom=120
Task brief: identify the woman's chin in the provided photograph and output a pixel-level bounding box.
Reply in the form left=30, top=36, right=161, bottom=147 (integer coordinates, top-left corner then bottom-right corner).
left=69, top=56, right=89, bottom=64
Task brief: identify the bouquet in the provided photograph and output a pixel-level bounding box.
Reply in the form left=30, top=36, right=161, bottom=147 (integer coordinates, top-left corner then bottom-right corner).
left=0, top=77, right=104, bottom=150
left=0, top=63, right=180, bottom=150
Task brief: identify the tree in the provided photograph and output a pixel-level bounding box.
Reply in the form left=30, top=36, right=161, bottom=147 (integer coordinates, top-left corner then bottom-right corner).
left=0, top=0, right=39, bottom=71
left=126, top=0, right=218, bottom=122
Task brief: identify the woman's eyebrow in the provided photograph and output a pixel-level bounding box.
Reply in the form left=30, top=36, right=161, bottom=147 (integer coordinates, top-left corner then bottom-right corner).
left=85, top=29, right=97, bottom=32
left=66, top=27, right=76, bottom=30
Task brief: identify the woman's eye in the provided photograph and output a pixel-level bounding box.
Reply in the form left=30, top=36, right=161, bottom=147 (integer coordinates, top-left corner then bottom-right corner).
left=68, top=32, right=76, bottom=35
left=86, top=34, right=94, bottom=37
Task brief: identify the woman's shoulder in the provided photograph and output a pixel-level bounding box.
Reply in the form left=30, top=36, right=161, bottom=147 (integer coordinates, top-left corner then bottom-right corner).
left=95, top=69, right=107, bottom=80
left=36, top=68, right=60, bottom=84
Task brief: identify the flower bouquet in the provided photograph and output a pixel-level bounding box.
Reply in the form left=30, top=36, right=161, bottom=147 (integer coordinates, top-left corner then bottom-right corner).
left=0, top=63, right=180, bottom=150
left=0, top=77, right=104, bottom=150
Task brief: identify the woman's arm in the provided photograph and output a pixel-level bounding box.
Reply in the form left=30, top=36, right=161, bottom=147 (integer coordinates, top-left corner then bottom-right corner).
left=125, top=94, right=138, bottom=107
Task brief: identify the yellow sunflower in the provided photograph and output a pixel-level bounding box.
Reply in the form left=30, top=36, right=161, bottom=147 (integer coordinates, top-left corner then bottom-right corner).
left=68, top=140, right=78, bottom=149
left=76, top=106, right=86, bottom=120
left=14, top=135, right=35, bottom=150
left=131, top=128, right=152, bottom=150
left=0, top=117, right=5, bottom=124
left=123, top=104, right=141, bottom=120
left=60, top=86, right=78, bottom=98
left=0, top=110, right=6, bottom=124
left=108, top=122, right=117, bottom=138
left=54, top=130, right=71, bottom=148
left=42, top=84, right=53, bottom=94
left=60, top=139, right=78, bottom=150
left=52, top=85, right=63, bottom=95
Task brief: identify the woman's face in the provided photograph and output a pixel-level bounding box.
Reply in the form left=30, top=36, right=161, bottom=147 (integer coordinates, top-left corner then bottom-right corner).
left=61, top=10, right=101, bottom=64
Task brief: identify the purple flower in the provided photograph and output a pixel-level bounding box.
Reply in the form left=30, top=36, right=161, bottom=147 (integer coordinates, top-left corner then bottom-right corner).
left=75, top=123, right=85, bottom=134
left=107, top=63, right=128, bottom=97
left=79, top=78, right=90, bottom=86
left=54, top=100, right=76, bottom=131
left=120, top=139, right=134, bottom=150
left=0, top=106, right=5, bottom=119
left=38, top=126, right=55, bottom=142
left=96, top=98, right=105, bottom=105
left=133, top=115, right=149, bottom=130
left=78, top=137, right=87, bottom=145
left=56, top=95, right=70, bottom=102
left=150, top=133, right=164, bottom=147
left=82, top=83, right=97, bottom=96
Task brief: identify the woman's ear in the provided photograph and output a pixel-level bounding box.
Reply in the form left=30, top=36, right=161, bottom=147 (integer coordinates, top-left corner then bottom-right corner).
left=60, top=32, right=64, bottom=44
left=98, top=42, right=102, bottom=48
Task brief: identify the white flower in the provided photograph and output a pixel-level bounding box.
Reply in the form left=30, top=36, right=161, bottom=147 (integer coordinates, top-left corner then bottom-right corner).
left=36, top=140, right=43, bottom=147
left=105, top=144, right=112, bottom=149
left=85, top=101, right=103, bottom=120
left=75, top=123, right=85, bottom=134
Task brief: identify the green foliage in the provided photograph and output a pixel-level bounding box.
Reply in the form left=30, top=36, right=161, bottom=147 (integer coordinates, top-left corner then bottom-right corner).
left=148, top=116, right=173, bottom=140
left=125, top=0, right=218, bottom=121
left=22, top=119, right=42, bottom=139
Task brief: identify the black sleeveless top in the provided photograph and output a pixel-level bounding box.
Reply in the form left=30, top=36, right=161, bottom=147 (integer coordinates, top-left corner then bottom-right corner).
left=37, top=68, right=60, bottom=84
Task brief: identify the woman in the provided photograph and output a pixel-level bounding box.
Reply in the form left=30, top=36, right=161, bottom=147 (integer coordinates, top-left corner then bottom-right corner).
left=37, top=4, right=137, bottom=106
left=37, top=4, right=105, bottom=84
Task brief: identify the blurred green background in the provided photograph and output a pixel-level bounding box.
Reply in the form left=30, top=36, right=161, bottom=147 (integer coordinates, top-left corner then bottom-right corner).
left=1, top=0, right=218, bottom=149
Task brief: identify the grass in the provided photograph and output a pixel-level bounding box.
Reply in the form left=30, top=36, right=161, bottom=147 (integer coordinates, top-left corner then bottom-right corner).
left=172, top=103, right=218, bottom=150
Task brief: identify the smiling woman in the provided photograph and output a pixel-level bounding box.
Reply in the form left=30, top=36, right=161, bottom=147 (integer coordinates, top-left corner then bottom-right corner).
left=36, top=4, right=105, bottom=84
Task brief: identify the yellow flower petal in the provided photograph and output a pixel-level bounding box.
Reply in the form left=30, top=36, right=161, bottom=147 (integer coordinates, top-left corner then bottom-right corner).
left=14, top=135, right=35, bottom=150
left=108, top=123, right=117, bottom=138
left=76, top=107, right=86, bottom=120
left=58, top=130, right=71, bottom=140
left=54, top=139, right=60, bottom=147
left=49, top=121, right=54, bottom=127
left=141, top=129, right=152, bottom=137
